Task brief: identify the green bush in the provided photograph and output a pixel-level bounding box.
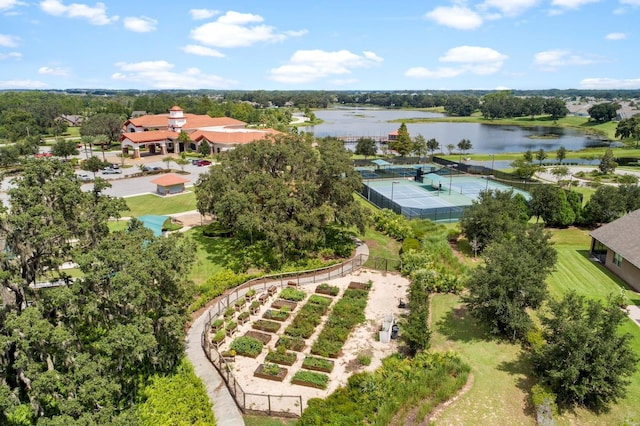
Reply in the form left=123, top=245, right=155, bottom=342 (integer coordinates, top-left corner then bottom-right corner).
left=400, top=238, right=420, bottom=254
left=372, top=209, right=414, bottom=240
left=357, top=353, right=372, bottom=366
left=230, top=336, right=263, bottom=357
left=531, top=383, right=558, bottom=425
left=190, top=268, right=257, bottom=312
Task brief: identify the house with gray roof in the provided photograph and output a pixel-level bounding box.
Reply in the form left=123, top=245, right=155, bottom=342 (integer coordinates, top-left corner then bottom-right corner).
left=589, top=209, right=640, bottom=291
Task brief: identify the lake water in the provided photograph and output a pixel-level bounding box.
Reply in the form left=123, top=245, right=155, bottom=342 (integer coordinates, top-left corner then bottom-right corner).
left=305, top=108, right=612, bottom=154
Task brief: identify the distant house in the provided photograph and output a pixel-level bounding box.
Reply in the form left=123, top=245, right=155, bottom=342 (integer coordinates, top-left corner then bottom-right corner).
left=56, top=114, right=84, bottom=126
left=589, top=209, right=640, bottom=291
left=150, top=173, right=190, bottom=196
left=120, top=106, right=279, bottom=158
left=131, top=110, right=147, bottom=118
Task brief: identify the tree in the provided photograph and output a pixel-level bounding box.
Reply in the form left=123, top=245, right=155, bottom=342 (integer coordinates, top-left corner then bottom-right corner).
left=556, top=146, right=567, bottom=164
left=598, top=148, right=617, bottom=174
left=391, top=122, right=413, bottom=156
left=354, top=137, right=377, bottom=159
left=543, top=98, right=568, bottom=121
left=460, top=189, right=530, bottom=252
left=457, top=138, right=472, bottom=155
left=402, top=277, right=431, bottom=355
left=412, top=134, right=428, bottom=160
left=175, top=157, right=190, bottom=172
left=511, top=158, right=541, bottom=181
left=94, top=134, right=109, bottom=161
left=162, top=156, right=173, bottom=170
left=528, top=185, right=576, bottom=227
left=446, top=143, right=455, bottom=155
left=550, top=165, right=570, bottom=186
left=426, top=138, right=440, bottom=158
left=195, top=135, right=366, bottom=267
left=80, top=113, right=125, bottom=146
left=198, top=140, right=211, bottom=157
left=587, top=102, right=620, bottom=123
left=51, top=137, right=79, bottom=159
left=464, top=225, right=556, bottom=340
left=583, top=185, right=626, bottom=225
left=535, top=148, right=547, bottom=165
left=522, top=96, right=545, bottom=120
left=615, top=115, right=640, bottom=148
left=532, top=292, right=637, bottom=410
left=81, top=155, right=107, bottom=178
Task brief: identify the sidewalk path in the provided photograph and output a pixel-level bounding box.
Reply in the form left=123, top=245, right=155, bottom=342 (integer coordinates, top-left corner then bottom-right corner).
left=627, top=305, right=640, bottom=328
left=185, top=241, right=369, bottom=426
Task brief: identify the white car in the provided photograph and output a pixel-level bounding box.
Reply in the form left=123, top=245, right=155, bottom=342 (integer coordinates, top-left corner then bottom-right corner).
left=77, top=173, right=91, bottom=182
left=102, top=167, right=121, bottom=174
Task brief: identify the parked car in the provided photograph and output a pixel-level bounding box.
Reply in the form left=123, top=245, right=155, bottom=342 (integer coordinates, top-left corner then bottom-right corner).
left=196, top=160, right=212, bottom=166
left=110, top=163, right=120, bottom=169
left=102, top=167, right=121, bottom=174
left=77, top=173, right=91, bottom=182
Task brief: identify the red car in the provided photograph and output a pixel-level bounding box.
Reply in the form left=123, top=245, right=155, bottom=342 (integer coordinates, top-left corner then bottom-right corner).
left=196, top=160, right=212, bottom=166
left=34, top=152, right=53, bottom=158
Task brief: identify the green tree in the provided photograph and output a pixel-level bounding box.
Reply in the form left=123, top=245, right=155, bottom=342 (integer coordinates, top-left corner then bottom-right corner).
left=460, top=189, right=530, bottom=252
left=426, top=137, right=440, bottom=158
left=162, top=156, right=173, bottom=170
left=532, top=292, right=638, bottom=410
left=402, top=278, right=431, bottom=355
left=529, top=185, right=576, bottom=227
left=598, top=149, right=617, bottom=174
left=80, top=113, right=125, bottom=146
left=523, top=149, right=534, bottom=163
left=175, top=157, right=190, bottom=172
left=556, top=146, right=567, bottom=164
left=583, top=185, right=626, bottom=225
left=391, top=122, right=413, bottom=156
left=51, top=137, right=79, bottom=159
left=543, top=98, right=568, bottom=121
left=457, top=138, right=472, bottom=155
left=511, top=158, right=541, bottom=181
left=587, top=102, right=620, bottom=123
left=198, top=141, right=211, bottom=157
left=464, top=225, right=556, bottom=340
left=522, top=96, right=545, bottom=120
left=535, top=148, right=547, bottom=165
left=81, top=155, right=107, bottom=178
left=550, top=166, right=569, bottom=185
left=446, top=144, right=455, bottom=155
left=195, top=135, right=366, bottom=267
left=412, top=134, right=428, bottom=160
left=615, top=115, right=640, bottom=148
left=354, top=137, right=377, bottom=159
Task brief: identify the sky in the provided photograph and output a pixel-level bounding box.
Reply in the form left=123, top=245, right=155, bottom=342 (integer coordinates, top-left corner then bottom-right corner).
left=0, top=0, right=639, bottom=91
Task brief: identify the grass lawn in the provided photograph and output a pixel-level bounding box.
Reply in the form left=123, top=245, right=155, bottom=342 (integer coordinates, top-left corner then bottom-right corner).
left=123, top=192, right=197, bottom=217
left=185, top=226, right=236, bottom=286
left=108, top=220, right=129, bottom=232
left=432, top=227, right=640, bottom=425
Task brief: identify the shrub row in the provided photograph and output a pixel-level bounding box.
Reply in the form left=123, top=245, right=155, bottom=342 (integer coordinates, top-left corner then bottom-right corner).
left=190, top=268, right=257, bottom=312
left=285, top=294, right=332, bottom=339
left=310, top=289, right=368, bottom=358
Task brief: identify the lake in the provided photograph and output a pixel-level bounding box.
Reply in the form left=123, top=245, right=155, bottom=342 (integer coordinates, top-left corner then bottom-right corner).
left=304, top=108, right=612, bottom=154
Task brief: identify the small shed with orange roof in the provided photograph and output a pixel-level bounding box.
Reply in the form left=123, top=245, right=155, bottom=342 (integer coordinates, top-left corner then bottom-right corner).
left=150, top=173, right=190, bottom=196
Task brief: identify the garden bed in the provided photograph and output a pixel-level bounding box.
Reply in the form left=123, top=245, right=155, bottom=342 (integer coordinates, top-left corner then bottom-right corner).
left=230, top=336, right=263, bottom=358
left=267, top=285, right=278, bottom=296
left=291, top=371, right=329, bottom=390
left=278, top=288, right=307, bottom=302
left=254, top=364, right=288, bottom=382
left=302, top=356, right=335, bottom=373
left=258, top=293, right=269, bottom=305
left=265, top=349, right=297, bottom=366
left=271, top=299, right=297, bottom=311
left=348, top=281, right=372, bottom=290
left=252, top=320, right=281, bottom=333
left=244, top=331, right=272, bottom=345
left=262, top=309, right=290, bottom=322
left=210, top=319, right=224, bottom=333
left=276, top=336, right=306, bottom=352
left=315, top=283, right=339, bottom=296
left=285, top=295, right=331, bottom=339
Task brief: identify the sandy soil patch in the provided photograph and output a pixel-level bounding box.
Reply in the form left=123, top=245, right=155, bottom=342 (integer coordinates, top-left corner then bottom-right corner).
left=210, top=269, right=411, bottom=415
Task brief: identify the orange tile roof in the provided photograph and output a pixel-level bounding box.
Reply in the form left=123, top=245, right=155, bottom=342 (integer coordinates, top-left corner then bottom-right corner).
left=193, top=129, right=280, bottom=145
left=150, top=173, right=191, bottom=186
left=125, top=113, right=246, bottom=130
left=169, top=105, right=183, bottom=111
left=120, top=130, right=178, bottom=143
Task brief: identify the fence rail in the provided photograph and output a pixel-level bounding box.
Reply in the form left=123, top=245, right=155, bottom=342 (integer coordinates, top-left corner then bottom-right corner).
left=201, top=253, right=372, bottom=417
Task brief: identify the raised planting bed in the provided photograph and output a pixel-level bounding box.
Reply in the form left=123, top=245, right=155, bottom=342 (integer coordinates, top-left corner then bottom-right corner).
left=254, top=363, right=288, bottom=382
left=310, top=288, right=369, bottom=358
left=271, top=299, right=297, bottom=311
left=278, top=288, right=306, bottom=302
left=258, top=293, right=269, bottom=305
left=302, top=356, right=335, bottom=373
left=276, top=336, right=305, bottom=352
left=234, top=298, right=246, bottom=311
left=244, top=331, right=272, bottom=345
left=315, top=283, right=339, bottom=296
left=211, top=330, right=226, bottom=349
left=210, top=318, right=224, bottom=333
left=252, top=320, right=281, bottom=333
left=287, top=280, right=299, bottom=288
left=267, top=285, right=278, bottom=296
left=285, top=295, right=332, bottom=339
left=230, top=336, right=264, bottom=358
left=250, top=300, right=261, bottom=314
left=220, top=350, right=236, bottom=362
left=223, top=307, right=236, bottom=320
left=348, top=281, right=372, bottom=291
left=245, top=289, right=256, bottom=301
left=265, top=349, right=297, bottom=366
left=262, top=309, right=290, bottom=322
left=238, top=311, right=250, bottom=325
left=291, top=370, right=329, bottom=390
left=225, top=321, right=237, bottom=337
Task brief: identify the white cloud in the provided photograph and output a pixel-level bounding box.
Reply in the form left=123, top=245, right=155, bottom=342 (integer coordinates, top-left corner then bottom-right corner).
left=190, top=11, right=306, bottom=48
left=605, top=32, right=627, bottom=40
left=479, top=0, right=539, bottom=17
left=38, top=66, right=70, bottom=76
left=533, top=49, right=595, bottom=71
left=0, top=51, right=21, bottom=60
left=425, top=6, right=483, bottom=30
left=39, top=0, right=118, bottom=25
left=112, top=60, right=235, bottom=89
left=580, top=77, right=640, bottom=89
left=406, top=45, right=507, bottom=79
left=0, top=0, right=26, bottom=12
left=0, top=33, right=19, bottom=47
left=269, top=49, right=383, bottom=84
left=182, top=44, right=225, bottom=58
left=124, top=16, right=157, bottom=32
left=551, top=0, right=600, bottom=9
left=0, top=79, right=48, bottom=89
left=189, top=8, right=219, bottom=20
left=620, top=0, right=640, bottom=5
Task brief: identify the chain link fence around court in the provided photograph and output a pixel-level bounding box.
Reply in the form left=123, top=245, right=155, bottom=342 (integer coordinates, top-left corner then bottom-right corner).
left=201, top=253, right=404, bottom=417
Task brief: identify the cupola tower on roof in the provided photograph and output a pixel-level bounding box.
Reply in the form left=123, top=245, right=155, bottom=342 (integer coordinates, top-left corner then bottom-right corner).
left=168, top=106, right=186, bottom=131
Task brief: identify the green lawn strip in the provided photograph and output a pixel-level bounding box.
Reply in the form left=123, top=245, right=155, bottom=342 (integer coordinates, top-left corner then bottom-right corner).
left=185, top=227, right=236, bottom=286
left=123, top=192, right=197, bottom=217
left=430, top=293, right=535, bottom=425
left=310, top=289, right=368, bottom=358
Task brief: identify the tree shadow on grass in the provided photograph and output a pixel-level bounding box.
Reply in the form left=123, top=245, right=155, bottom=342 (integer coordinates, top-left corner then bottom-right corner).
left=189, top=227, right=238, bottom=268
left=576, top=249, right=640, bottom=305
left=435, top=304, right=493, bottom=343
left=496, top=350, right=537, bottom=420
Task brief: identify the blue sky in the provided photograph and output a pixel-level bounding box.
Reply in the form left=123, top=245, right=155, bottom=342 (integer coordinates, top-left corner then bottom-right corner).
left=0, top=0, right=639, bottom=91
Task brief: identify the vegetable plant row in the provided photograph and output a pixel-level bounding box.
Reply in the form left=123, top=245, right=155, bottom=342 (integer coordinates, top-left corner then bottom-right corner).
left=285, top=294, right=332, bottom=339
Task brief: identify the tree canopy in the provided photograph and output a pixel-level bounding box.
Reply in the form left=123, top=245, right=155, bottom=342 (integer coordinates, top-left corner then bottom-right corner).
left=195, top=135, right=366, bottom=267
left=588, top=102, right=620, bottom=123
left=354, top=137, right=377, bottom=158
left=390, top=122, right=413, bottom=156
